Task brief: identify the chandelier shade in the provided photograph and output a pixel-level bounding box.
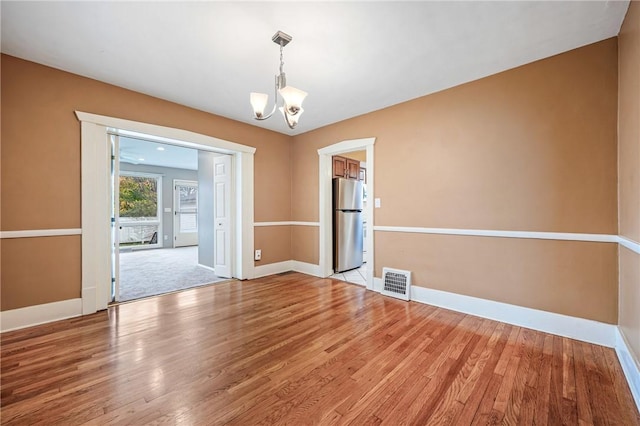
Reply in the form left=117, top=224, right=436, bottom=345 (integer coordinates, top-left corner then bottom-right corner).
left=278, top=85, right=308, bottom=115
left=250, top=92, right=269, bottom=118
left=279, top=106, right=304, bottom=127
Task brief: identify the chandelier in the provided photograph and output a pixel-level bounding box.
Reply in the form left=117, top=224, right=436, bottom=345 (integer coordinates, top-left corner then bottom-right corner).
left=250, top=31, right=307, bottom=129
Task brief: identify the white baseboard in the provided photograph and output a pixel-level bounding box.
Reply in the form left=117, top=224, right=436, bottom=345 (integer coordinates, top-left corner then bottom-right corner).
left=372, top=278, right=615, bottom=347
left=616, top=328, right=640, bottom=411
left=81, top=286, right=97, bottom=315
left=292, top=261, right=322, bottom=277
left=254, top=260, right=294, bottom=278
left=253, top=260, right=322, bottom=279
left=1, top=298, right=83, bottom=332
left=197, top=263, right=216, bottom=273
left=374, top=277, right=384, bottom=292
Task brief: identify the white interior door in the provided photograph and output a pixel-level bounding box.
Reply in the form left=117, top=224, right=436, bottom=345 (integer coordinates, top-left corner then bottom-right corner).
left=213, top=155, right=232, bottom=278
left=174, top=180, right=198, bottom=247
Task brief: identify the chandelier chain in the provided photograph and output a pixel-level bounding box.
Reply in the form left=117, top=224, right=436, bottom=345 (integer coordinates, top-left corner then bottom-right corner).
left=279, top=42, right=284, bottom=75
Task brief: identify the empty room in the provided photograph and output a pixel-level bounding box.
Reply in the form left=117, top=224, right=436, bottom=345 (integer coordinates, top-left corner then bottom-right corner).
left=1, top=1, right=639, bottom=424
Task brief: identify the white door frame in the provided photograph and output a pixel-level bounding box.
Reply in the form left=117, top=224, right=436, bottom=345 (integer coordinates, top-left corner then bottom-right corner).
left=317, top=137, right=376, bottom=290
left=77, top=111, right=256, bottom=315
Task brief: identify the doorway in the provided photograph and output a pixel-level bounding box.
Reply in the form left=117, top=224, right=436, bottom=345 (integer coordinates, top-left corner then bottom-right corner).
left=317, top=138, right=376, bottom=290
left=78, top=111, right=256, bottom=315
left=174, top=180, right=198, bottom=247
left=110, top=133, right=232, bottom=302
left=329, top=150, right=368, bottom=286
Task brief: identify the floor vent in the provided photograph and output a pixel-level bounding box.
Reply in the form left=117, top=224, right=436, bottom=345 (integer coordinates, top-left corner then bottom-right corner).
left=381, top=268, right=412, bottom=301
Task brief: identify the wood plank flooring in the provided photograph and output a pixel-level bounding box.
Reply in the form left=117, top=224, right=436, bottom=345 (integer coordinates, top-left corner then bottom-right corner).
left=1, top=272, right=639, bottom=425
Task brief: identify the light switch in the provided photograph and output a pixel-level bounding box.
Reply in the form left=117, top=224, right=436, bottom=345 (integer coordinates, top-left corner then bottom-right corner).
left=164, top=207, right=171, bottom=213
left=374, top=198, right=381, bottom=208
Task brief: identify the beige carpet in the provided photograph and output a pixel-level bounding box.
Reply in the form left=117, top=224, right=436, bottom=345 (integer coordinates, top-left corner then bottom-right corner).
left=118, top=246, right=227, bottom=302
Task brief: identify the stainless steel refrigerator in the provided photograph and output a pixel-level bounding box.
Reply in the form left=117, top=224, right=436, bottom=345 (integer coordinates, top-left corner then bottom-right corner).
left=333, top=177, right=363, bottom=272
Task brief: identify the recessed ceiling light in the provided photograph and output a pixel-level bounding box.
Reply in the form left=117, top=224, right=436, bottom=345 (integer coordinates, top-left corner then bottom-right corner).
left=138, top=158, right=145, bottom=161
left=157, top=147, right=165, bottom=151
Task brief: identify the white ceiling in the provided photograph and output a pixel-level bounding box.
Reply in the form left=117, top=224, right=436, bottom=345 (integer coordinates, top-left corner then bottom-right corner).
left=1, top=1, right=629, bottom=136
left=119, top=137, right=198, bottom=170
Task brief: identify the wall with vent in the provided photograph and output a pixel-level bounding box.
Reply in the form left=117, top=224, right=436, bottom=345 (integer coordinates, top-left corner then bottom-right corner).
left=291, top=38, right=619, bottom=324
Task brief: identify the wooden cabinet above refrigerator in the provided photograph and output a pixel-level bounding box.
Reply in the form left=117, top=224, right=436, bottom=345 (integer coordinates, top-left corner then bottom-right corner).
left=332, top=155, right=361, bottom=180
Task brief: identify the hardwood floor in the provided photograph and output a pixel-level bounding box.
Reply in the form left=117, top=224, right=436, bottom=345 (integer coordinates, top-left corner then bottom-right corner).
left=1, top=272, right=638, bottom=425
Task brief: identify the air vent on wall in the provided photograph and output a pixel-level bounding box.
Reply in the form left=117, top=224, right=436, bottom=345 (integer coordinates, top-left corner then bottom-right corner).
left=381, top=268, right=412, bottom=301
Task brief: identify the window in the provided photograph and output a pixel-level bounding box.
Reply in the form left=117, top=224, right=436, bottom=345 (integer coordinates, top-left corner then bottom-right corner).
left=119, top=174, right=162, bottom=248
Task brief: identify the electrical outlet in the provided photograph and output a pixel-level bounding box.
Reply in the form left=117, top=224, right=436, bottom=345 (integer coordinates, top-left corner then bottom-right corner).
left=255, top=249, right=262, bottom=261
left=164, top=235, right=168, bottom=241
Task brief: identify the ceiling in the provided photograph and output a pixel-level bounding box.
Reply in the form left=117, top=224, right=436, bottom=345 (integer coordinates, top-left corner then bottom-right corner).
left=119, top=137, right=198, bottom=170
left=1, top=1, right=630, bottom=136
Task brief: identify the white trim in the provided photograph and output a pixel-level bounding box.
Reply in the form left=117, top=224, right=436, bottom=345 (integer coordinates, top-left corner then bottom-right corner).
left=254, top=260, right=294, bottom=278
left=292, top=261, right=322, bottom=277
left=76, top=112, right=256, bottom=154
left=236, top=151, right=255, bottom=280
left=81, top=120, right=112, bottom=314
left=254, top=221, right=320, bottom=227
left=410, top=285, right=616, bottom=347
left=373, top=277, right=384, bottom=292
left=373, top=277, right=616, bottom=347
left=290, top=221, right=320, bottom=227
left=318, top=137, right=375, bottom=290
left=252, top=260, right=321, bottom=279
left=317, top=138, right=376, bottom=156
left=373, top=226, right=618, bottom=243
left=197, top=263, right=216, bottom=273
left=0, top=229, right=82, bottom=239
left=76, top=111, right=256, bottom=312
left=616, top=328, right=640, bottom=411
left=619, top=236, right=640, bottom=254
left=0, top=299, right=82, bottom=332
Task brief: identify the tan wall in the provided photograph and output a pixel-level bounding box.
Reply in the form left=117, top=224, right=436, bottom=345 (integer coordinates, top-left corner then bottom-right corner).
left=343, top=150, right=366, bottom=162
left=1, top=236, right=81, bottom=310
left=375, top=232, right=617, bottom=323
left=1, top=55, right=291, bottom=311
left=291, top=39, right=619, bottom=321
left=254, top=141, right=291, bottom=222
left=254, top=226, right=291, bottom=266
left=619, top=1, right=640, bottom=243
left=291, top=226, right=319, bottom=265
left=618, top=2, right=640, bottom=366
left=291, top=138, right=320, bottom=222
